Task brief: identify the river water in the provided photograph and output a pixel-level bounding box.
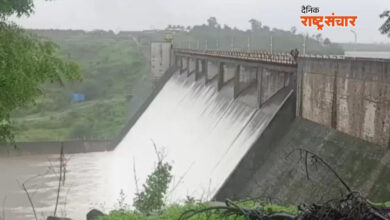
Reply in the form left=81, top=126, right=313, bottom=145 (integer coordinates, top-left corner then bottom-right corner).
left=0, top=71, right=288, bottom=219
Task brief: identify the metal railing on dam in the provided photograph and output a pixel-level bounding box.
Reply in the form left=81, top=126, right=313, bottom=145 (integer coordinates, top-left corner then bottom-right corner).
left=173, top=48, right=297, bottom=108
left=174, top=48, right=390, bottom=64
left=174, top=48, right=297, bottom=66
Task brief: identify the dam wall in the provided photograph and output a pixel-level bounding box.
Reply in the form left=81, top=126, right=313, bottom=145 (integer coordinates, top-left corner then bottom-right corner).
left=177, top=49, right=390, bottom=147
left=214, top=89, right=296, bottom=200
left=297, top=57, right=390, bottom=147
left=214, top=117, right=390, bottom=203
left=175, top=49, right=390, bottom=203
left=150, top=42, right=172, bottom=81
left=210, top=54, right=390, bottom=203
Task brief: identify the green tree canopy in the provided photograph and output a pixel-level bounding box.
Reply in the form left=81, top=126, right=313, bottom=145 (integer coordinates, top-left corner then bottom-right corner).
left=249, top=19, right=262, bottom=32
left=0, top=0, right=34, bottom=18
left=207, top=17, right=219, bottom=29
left=0, top=0, right=80, bottom=144
left=380, top=10, right=390, bottom=37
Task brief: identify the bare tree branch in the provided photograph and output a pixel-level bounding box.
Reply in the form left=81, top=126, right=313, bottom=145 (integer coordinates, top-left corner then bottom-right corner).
left=287, top=148, right=352, bottom=193
left=21, top=183, right=38, bottom=220
left=54, top=143, right=65, bottom=216
left=150, top=139, right=161, bottom=162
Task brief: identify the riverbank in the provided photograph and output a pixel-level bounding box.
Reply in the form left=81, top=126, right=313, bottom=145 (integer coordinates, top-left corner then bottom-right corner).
left=98, top=199, right=390, bottom=220
left=0, top=140, right=115, bottom=156
left=98, top=202, right=298, bottom=220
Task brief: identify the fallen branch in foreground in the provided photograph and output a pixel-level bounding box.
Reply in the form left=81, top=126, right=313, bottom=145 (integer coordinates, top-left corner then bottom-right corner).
left=179, top=148, right=390, bottom=220
left=178, top=194, right=390, bottom=220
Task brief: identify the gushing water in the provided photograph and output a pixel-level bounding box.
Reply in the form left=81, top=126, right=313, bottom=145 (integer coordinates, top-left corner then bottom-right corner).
left=0, top=71, right=289, bottom=219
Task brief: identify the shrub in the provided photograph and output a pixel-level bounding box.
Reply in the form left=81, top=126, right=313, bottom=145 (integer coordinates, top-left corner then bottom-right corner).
left=133, top=155, right=172, bottom=215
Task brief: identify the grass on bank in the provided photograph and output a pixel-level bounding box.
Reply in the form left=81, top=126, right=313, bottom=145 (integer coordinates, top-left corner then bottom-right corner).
left=99, top=202, right=298, bottom=220
left=100, top=200, right=390, bottom=220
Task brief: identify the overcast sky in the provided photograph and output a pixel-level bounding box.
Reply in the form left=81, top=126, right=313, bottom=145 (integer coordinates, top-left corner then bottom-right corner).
left=11, top=0, right=390, bottom=43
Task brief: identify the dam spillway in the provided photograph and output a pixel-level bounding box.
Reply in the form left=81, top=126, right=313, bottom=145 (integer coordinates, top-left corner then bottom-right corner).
left=0, top=69, right=292, bottom=219
left=111, top=70, right=292, bottom=202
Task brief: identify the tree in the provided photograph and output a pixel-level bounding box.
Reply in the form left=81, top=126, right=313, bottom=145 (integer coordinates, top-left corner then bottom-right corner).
left=290, top=26, right=297, bottom=34
left=324, top=38, right=331, bottom=45
left=249, top=19, right=262, bottom=32
left=223, top=24, right=232, bottom=31
left=315, top=33, right=322, bottom=41
left=207, top=17, right=219, bottom=28
left=133, top=148, right=172, bottom=215
left=0, top=0, right=34, bottom=19
left=379, top=10, right=390, bottom=37
left=0, top=0, right=80, bottom=144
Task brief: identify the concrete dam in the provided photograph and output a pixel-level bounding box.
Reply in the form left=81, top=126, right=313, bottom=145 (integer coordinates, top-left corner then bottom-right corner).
left=155, top=46, right=390, bottom=202
left=1, top=44, right=390, bottom=219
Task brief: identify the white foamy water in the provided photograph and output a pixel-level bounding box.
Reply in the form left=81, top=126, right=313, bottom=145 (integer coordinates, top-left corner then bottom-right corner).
left=0, top=71, right=289, bottom=219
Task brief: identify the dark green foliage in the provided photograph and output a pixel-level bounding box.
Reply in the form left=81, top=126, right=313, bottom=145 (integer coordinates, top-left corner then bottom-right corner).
left=178, top=196, right=390, bottom=220
left=99, top=204, right=206, bottom=220
left=207, top=17, right=220, bottom=28
left=179, top=200, right=297, bottom=220
left=0, top=24, right=80, bottom=143
left=0, top=0, right=34, bottom=19
left=324, top=38, right=331, bottom=45
left=0, top=1, right=80, bottom=144
left=99, top=201, right=299, bottom=220
left=249, top=19, right=262, bottom=32
left=133, top=159, right=173, bottom=215
left=68, top=121, right=93, bottom=139
left=101, top=197, right=390, bottom=220
left=380, top=10, right=390, bottom=37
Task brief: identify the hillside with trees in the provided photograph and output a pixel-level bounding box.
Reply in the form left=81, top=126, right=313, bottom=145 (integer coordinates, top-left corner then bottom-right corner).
left=126, top=17, right=344, bottom=55
left=11, top=30, right=152, bottom=141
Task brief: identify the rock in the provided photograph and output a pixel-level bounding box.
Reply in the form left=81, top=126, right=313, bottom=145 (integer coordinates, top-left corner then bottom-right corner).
left=47, top=217, right=72, bottom=220
left=87, top=209, right=106, bottom=220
